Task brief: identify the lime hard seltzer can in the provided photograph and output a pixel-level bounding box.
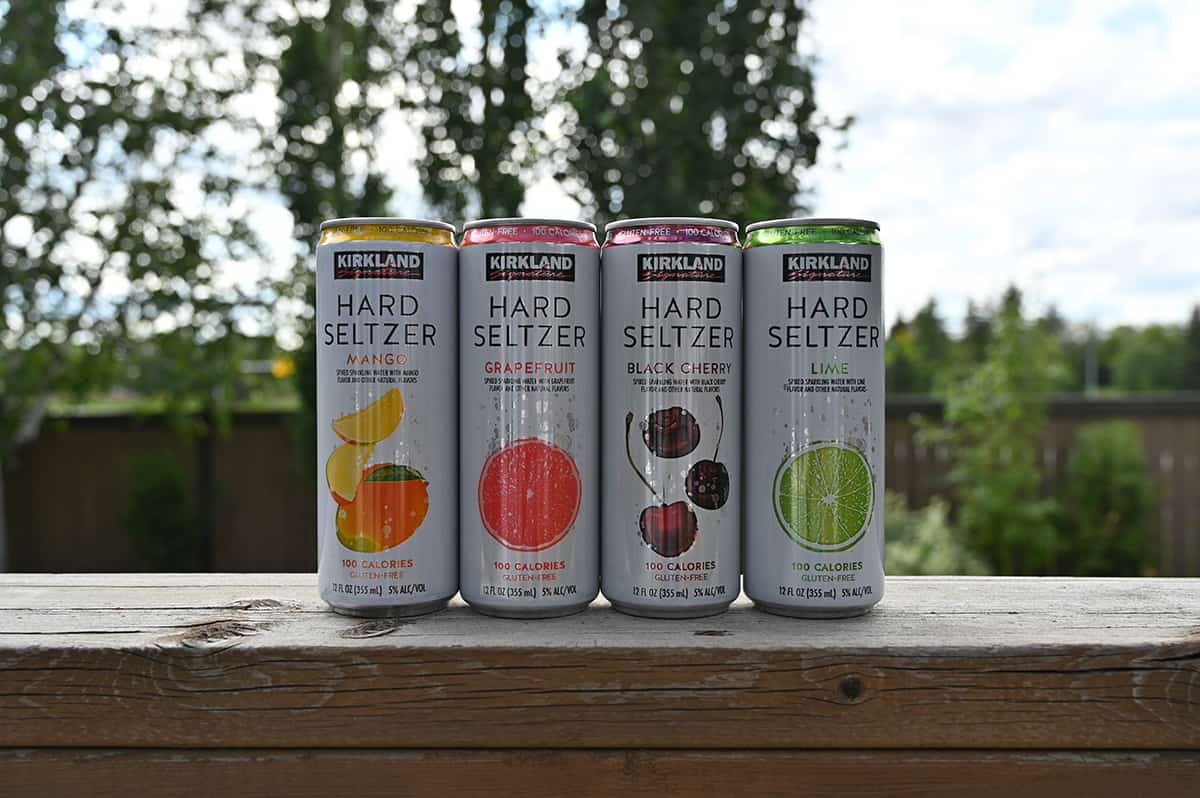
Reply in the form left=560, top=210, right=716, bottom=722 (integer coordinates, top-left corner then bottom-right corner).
left=743, top=218, right=884, bottom=618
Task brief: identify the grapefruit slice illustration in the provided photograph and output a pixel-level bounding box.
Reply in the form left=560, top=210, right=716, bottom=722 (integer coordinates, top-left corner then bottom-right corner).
left=478, top=438, right=581, bottom=552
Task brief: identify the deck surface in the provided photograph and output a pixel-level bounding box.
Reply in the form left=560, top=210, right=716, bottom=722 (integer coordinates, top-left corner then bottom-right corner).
left=1, top=575, right=1198, bottom=795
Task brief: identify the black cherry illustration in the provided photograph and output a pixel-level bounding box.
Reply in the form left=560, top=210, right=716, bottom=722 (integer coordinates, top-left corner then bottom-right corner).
left=626, top=412, right=698, bottom=557
left=643, top=406, right=700, bottom=459
left=685, top=395, right=730, bottom=510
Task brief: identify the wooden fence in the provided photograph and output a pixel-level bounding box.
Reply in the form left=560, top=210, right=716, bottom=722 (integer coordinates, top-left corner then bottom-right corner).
left=887, top=395, right=1200, bottom=576
left=4, top=394, right=1199, bottom=575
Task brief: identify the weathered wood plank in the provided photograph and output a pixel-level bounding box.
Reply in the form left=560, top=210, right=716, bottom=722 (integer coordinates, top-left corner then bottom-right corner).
left=0, top=576, right=1197, bottom=750
left=1, top=749, right=1198, bottom=797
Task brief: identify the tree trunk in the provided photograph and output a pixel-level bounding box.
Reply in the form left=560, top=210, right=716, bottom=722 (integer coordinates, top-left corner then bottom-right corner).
left=195, top=413, right=217, bottom=572
left=0, top=468, right=8, bottom=572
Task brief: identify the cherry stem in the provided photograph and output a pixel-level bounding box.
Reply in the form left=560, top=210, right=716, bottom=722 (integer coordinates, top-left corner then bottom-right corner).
left=626, top=412, right=660, bottom=499
left=713, top=394, right=724, bottom=460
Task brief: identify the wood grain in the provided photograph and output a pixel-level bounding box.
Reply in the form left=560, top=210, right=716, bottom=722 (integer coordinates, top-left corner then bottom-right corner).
left=0, top=576, right=1197, bottom=750
left=1, top=749, right=1198, bottom=797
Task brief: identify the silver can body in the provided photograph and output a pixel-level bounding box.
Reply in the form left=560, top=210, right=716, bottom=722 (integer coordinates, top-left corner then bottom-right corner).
left=316, top=220, right=458, bottom=617
left=743, top=226, right=885, bottom=617
left=459, top=223, right=600, bottom=617
left=601, top=223, right=742, bottom=618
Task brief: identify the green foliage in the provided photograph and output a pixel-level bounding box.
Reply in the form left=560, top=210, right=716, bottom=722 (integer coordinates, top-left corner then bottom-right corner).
left=1107, top=324, right=1186, bottom=392
left=886, top=300, right=953, bottom=394
left=293, top=325, right=319, bottom=481
left=271, top=0, right=407, bottom=472
left=1183, top=307, right=1200, bottom=390
left=1059, top=422, right=1155, bottom=576
left=278, top=1, right=846, bottom=463
left=405, top=0, right=534, bottom=218
left=123, top=453, right=207, bottom=571
left=920, top=293, right=1065, bottom=574
left=885, top=493, right=990, bottom=576
left=0, top=0, right=279, bottom=461
left=274, top=0, right=397, bottom=241
left=884, top=291, right=1198, bottom=394
left=558, top=1, right=843, bottom=220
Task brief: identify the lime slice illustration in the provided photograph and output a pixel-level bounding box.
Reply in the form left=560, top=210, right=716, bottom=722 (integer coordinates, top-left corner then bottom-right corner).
left=773, top=442, right=875, bottom=552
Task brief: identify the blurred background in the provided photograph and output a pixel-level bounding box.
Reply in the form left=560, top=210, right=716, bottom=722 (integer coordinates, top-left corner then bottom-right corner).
left=1, top=0, right=1197, bottom=577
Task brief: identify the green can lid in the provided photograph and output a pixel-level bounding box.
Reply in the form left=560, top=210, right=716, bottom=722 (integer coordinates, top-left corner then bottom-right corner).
left=745, top=217, right=879, bottom=234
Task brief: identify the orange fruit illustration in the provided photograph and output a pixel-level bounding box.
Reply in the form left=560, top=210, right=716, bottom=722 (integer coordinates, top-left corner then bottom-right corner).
left=477, top=438, right=581, bottom=552
left=336, top=463, right=429, bottom=553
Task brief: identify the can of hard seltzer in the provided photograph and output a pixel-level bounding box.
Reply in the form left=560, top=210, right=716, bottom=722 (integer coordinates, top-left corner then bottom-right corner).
left=743, top=218, right=884, bottom=617
left=601, top=218, right=741, bottom=618
left=459, top=218, right=600, bottom=617
left=316, top=218, right=458, bottom=616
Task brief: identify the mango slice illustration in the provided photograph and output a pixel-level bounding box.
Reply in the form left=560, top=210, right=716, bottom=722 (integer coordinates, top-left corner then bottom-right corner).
left=325, top=441, right=376, bottom=505
left=332, top=388, right=404, bottom=444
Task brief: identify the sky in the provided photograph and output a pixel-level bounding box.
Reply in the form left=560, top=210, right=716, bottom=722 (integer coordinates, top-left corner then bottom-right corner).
left=796, top=0, right=1200, bottom=329
left=520, top=0, right=1200, bottom=330
left=82, top=0, right=1197, bottom=335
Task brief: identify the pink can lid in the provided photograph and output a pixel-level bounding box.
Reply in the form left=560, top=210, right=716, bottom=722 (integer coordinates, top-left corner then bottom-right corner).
left=461, top=218, right=599, bottom=247
left=603, top=217, right=739, bottom=247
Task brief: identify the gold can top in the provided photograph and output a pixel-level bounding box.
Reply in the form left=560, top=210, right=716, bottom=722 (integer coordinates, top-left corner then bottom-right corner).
left=319, top=217, right=456, bottom=246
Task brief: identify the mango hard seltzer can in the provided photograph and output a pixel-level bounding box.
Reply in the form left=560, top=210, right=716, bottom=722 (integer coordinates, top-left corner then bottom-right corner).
left=316, top=218, right=458, bottom=617
left=459, top=218, right=600, bottom=618
left=600, top=218, right=742, bottom=618
left=743, top=218, right=885, bottom=618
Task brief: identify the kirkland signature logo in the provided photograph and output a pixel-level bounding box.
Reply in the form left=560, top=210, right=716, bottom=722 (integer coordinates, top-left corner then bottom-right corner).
left=485, top=252, right=576, bottom=281
left=636, top=253, right=725, bottom=282
left=333, top=250, right=424, bottom=280
left=783, top=252, right=872, bottom=282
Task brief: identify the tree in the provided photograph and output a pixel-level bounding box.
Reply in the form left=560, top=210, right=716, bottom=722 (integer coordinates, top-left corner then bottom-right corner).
left=281, top=2, right=850, bottom=469
left=0, top=0, right=278, bottom=566
left=1060, top=422, right=1155, bottom=576
left=271, top=1, right=543, bottom=477
left=1107, top=324, right=1186, bottom=391
left=961, top=300, right=993, bottom=365
left=555, top=0, right=847, bottom=221
left=920, top=297, right=1067, bottom=574
left=1183, top=306, right=1200, bottom=391
left=405, top=0, right=536, bottom=219
left=271, top=0, right=407, bottom=479
left=910, top=300, right=953, bottom=371
left=885, top=318, right=924, bottom=394
left=1037, top=306, right=1086, bottom=391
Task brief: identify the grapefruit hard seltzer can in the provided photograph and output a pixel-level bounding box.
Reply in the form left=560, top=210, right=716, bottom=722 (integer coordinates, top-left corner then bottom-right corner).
left=459, top=218, right=600, bottom=618
left=743, top=218, right=884, bottom=618
left=601, top=218, right=742, bottom=618
left=316, top=218, right=458, bottom=617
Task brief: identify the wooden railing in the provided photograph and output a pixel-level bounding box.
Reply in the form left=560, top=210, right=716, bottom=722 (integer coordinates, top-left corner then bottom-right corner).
left=0, top=575, right=1198, bottom=795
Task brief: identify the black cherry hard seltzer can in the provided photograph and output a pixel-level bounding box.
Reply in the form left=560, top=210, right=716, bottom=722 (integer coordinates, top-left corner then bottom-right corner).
left=601, top=218, right=742, bottom=618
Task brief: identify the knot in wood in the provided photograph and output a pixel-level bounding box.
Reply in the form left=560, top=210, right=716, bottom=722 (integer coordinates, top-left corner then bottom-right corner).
left=838, top=675, right=865, bottom=703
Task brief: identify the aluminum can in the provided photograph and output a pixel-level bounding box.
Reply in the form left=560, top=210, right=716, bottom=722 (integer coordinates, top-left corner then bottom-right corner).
left=601, top=218, right=742, bottom=618
left=743, top=218, right=885, bottom=617
left=316, top=218, right=458, bottom=617
left=459, top=218, right=600, bottom=617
